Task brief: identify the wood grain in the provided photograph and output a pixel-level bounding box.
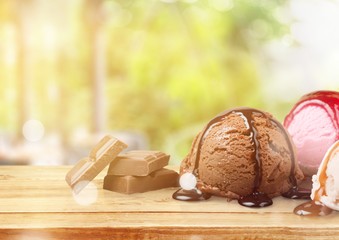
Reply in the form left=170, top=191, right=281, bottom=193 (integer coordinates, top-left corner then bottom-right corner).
left=0, top=166, right=338, bottom=240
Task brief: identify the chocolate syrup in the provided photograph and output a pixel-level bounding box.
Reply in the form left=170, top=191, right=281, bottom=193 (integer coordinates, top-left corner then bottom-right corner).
left=235, top=110, right=272, bottom=207
left=275, top=116, right=311, bottom=199
left=173, top=107, right=305, bottom=207
left=238, top=192, right=273, bottom=207
left=282, top=186, right=311, bottom=199
left=172, top=188, right=211, bottom=201
left=294, top=200, right=333, bottom=216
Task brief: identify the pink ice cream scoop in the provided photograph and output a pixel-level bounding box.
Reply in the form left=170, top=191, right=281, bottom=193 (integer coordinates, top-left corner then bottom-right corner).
left=284, top=90, right=339, bottom=176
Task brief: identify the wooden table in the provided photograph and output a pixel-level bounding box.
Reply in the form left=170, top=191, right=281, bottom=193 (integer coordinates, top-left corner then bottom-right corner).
left=0, top=166, right=338, bottom=240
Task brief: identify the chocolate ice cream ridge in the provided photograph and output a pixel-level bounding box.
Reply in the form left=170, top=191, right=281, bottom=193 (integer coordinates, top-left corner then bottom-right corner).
left=173, top=107, right=308, bottom=207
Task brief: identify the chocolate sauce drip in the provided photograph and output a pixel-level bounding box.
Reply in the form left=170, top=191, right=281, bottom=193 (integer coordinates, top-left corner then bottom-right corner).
left=172, top=188, right=211, bottom=201
left=269, top=116, right=311, bottom=199
left=238, top=111, right=262, bottom=191
left=172, top=110, right=233, bottom=202
left=193, top=112, right=229, bottom=176
left=235, top=110, right=274, bottom=207
left=294, top=200, right=333, bottom=216
left=173, top=107, right=302, bottom=206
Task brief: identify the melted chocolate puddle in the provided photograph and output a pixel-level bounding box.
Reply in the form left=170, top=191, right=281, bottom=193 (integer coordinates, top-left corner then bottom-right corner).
left=173, top=107, right=309, bottom=207
left=238, top=192, right=272, bottom=208
left=282, top=186, right=310, bottom=199
left=294, top=200, right=333, bottom=216
left=172, top=188, right=211, bottom=201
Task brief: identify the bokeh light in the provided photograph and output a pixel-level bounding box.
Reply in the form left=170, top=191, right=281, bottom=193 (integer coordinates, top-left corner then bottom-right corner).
left=180, top=172, right=197, bottom=190
left=22, top=119, right=45, bottom=142
left=72, top=181, right=98, bottom=206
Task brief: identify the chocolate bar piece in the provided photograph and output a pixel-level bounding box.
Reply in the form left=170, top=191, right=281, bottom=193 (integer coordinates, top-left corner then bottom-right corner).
left=103, top=168, right=179, bottom=194
left=65, top=135, right=128, bottom=194
left=107, top=150, right=170, bottom=176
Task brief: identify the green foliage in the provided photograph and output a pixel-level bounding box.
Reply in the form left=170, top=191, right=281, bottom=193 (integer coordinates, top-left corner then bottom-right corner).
left=104, top=0, right=288, bottom=162
left=0, top=0, right=290, bottom=163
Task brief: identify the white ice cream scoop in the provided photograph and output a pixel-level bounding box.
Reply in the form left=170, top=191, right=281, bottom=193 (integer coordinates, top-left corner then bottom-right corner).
left=311, top=140, right=339, bottom=211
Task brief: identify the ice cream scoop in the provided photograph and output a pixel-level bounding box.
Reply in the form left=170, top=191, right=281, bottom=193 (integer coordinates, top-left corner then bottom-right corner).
left=312, top=140, right=339, bottom=210
left=173, top=107, right=306, bottom=207
left=294, top=140, right=339, bottom=216
left=284, top=90, right=339, bottom=177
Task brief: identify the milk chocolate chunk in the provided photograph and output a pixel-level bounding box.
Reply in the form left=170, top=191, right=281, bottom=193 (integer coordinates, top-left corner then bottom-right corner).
left=103, top=168, right=179, bottom=194
left=65, top=135, right=128, bottom=194
left=107, top=150, right=170, bottom=176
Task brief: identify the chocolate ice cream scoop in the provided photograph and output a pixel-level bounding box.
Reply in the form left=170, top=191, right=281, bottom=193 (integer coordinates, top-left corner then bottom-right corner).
left=173, top=107, right=307, bottom=207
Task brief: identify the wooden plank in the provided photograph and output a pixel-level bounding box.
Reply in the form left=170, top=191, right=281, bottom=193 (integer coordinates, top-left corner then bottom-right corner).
left=2, top=227, right=339, bottom=240
left=0, top=166, right=339, bottom=240
left=0, top=213, right=338, bottom=240
left=0, top=212, right=339, bottom=228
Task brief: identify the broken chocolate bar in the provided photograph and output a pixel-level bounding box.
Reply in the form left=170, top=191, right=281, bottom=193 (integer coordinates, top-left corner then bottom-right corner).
left=65, top=135, right=128, bottom=194
left=103, top=168, right=179, bottom=194
left=107, top=150, right=170, bottom=176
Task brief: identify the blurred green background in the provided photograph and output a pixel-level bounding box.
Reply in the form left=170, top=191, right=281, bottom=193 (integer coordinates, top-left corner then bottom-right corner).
left=0, top=0, right=338, bottom=165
